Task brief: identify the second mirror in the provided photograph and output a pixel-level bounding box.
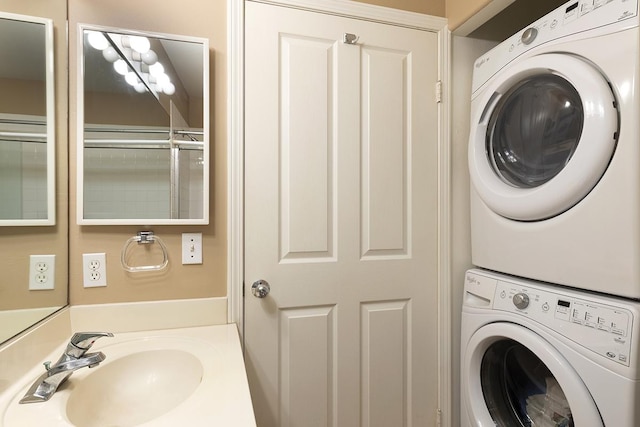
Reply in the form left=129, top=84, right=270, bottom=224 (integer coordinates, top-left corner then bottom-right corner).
left=78, top=25, right=209, bottom=225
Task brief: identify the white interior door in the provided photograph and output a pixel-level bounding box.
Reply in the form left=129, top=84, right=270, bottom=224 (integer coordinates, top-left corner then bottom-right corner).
left=245, top=2, right=441, bottom=426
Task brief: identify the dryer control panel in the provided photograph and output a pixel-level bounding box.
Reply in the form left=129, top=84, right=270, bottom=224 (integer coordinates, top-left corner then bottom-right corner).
left=464, top=270, right=638, bottom=368
left=472, top=0, right=639, bottom=94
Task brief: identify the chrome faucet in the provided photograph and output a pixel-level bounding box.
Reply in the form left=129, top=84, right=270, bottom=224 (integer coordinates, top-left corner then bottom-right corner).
left=19, top=332, right=113, bottom=404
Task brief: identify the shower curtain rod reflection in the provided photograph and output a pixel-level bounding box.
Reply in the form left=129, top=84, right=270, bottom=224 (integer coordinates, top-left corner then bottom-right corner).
left=84, top=139, right=204, bottom=150
left=85, top=127, right=204, bottom=136
left=0, top=131, right=47, bottom=143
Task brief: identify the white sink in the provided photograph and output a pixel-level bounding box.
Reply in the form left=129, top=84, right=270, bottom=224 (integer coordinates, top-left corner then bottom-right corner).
left=66, top=349, right=203, bottom=426
left=0, top=325, right=256, bottom=426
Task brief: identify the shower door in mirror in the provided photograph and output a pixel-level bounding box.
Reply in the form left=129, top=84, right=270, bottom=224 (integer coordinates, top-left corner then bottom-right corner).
left=77, top=25, right=209, bottom=225
left=0, top=12, right=55, bottom=225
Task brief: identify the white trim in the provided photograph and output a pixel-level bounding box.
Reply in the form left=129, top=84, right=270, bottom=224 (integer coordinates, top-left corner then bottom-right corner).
left=0, top=13, right=55, bottom=226
left=229, top=1, right=451, bottom=422
left=227, top=0, right=245, bottom=331
left=438, top=25, right=453, bottom=427
left=250, top=0, right=447, bottom=30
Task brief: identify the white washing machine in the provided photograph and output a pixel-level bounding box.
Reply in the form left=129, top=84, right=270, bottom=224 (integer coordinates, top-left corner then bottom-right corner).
left=468, top=0, right=640, bottom=299
left=461, top=268, right=640, bottom=426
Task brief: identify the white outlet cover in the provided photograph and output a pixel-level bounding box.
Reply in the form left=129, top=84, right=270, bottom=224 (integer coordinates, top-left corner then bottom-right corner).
left=83, top=253, right=107, bottom=287
left=29, top=255, right=55, bottom=290
left=182, top=233, right=203, bottom=264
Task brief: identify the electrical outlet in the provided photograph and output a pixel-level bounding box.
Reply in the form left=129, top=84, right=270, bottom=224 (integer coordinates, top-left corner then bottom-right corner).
left=29, top=255, right=55, bottom=290
left=83, top=253, right=107, bottom=287
left=182, top=233, right=203, bottom=264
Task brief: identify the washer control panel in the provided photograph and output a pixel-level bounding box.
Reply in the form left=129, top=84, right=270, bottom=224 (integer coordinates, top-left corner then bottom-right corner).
left=472, top=0, right=639, bottom=94
left=491, top=279, right=634, bottom=366
left=463, top=270, right=639, bottom=368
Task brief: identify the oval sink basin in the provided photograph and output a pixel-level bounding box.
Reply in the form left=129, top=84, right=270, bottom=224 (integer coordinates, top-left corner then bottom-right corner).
left=66, top=349, right=203, bottom=426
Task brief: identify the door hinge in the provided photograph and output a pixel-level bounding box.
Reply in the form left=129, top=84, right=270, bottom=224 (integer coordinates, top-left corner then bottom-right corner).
left=436, top=408, right=442, bottom=427
left=435, top=80, right=443, bottom=103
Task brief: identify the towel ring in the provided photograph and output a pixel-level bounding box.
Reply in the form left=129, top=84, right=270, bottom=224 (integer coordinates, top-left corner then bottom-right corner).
left=121, top=231, right=169, bottom=272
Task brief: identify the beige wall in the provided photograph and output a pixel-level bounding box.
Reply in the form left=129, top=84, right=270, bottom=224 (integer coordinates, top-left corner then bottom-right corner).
left=0, top=0, right=68, bottom=311
left=353, top=0, right=445, bottom=16
left=0, top=79, right=46, bottom=116
left=68, top=0, right=227, bottom=305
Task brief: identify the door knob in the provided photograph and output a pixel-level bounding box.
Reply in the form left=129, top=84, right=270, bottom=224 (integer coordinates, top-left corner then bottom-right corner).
left=251, top=280, right=271, bottom=298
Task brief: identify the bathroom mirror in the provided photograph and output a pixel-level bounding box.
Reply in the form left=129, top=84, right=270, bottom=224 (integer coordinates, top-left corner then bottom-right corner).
left=0, top=12, right=55, bottom=225
left=0, top=0, right=68, bottom=345
left=77, top=25, right=209, bottom=225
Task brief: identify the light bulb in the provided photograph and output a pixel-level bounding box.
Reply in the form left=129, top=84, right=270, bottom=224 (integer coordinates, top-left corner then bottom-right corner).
left=155, top=72, right=170, bottom=88
left=148, top=62, right=164, bottom=77
left=129, top=36, right=150, bottom=54
left=113, top=59, right=128, bottom=75
left=134, top=83, right=147, bottom=93
left=120, top=35, right=131, bottom=48
left=141, top=49, right=158, bottom=65
left=87, top=31, right=109, bottom=50
left=102, top=47, right=119, bottom=63
left=122, top=48, right=133, bottom=60
left=162, top=82, right=175, bottom=95
left=125, top=71, right=140, bottom=86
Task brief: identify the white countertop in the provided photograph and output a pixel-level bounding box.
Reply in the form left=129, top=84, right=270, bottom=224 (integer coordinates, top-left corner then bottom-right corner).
left=0, top=324, right=256, bottom=426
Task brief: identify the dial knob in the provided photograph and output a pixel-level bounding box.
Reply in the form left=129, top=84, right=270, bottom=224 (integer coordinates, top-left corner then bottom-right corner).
left=512, top=293, right=530, bottom=310
left=521, top=27, right=538, bottom=45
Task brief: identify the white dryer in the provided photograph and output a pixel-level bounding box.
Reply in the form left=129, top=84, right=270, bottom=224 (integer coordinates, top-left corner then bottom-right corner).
left=468, top=0, right=640, bottom=299
left=461, top=269, right=640, bottom=426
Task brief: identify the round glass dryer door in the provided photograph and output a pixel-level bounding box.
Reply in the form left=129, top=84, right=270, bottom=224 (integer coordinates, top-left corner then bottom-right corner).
left=487, top=74, right=583, bottom=189
left=468, top=53, right=618, bottom=221
left=462, top=323, right=604, bottom=427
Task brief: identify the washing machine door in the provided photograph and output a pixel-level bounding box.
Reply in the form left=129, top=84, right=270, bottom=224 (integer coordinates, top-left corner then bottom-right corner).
left=462, top=322, right=603, bottom=427
left=468, top=53, right=618, bottom=221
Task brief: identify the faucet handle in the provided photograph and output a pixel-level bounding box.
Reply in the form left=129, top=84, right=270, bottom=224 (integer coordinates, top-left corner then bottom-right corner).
left=67, top=332, right=114, bottom=357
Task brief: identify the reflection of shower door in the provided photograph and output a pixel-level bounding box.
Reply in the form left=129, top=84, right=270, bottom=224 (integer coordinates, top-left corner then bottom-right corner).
left=82, top=124, right=204, bottom=221
left=244, top=2, right=442, bottom=426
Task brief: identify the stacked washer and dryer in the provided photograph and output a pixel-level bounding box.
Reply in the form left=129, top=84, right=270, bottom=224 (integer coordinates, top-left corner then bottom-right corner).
left=461, top=0, right=640, bottom=426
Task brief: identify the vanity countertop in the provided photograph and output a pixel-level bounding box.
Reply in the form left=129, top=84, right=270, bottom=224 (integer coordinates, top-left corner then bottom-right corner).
left=0, top=323, right=256, bottom=426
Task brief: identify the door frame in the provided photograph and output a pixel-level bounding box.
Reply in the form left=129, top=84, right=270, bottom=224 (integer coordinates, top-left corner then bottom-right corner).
left=227, top=0, right=452, bottom=424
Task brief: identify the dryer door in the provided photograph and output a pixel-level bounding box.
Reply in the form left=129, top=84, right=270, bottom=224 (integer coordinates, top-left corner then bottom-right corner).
left=468, top=53, right=618, bottom=221
left=462, top=322, right=603, bottom=427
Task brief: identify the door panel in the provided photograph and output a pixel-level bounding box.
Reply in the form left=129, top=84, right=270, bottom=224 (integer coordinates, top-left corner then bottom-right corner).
left=245, top=2, right=440, bottom=426
left=361, top=46, right=408, bottom=256
left=280, top=34, right=335, bottom=260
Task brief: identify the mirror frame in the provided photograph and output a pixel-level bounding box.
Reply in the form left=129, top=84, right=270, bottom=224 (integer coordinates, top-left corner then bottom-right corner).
left=0, top=12, right=56, bottom=226
left=76, top=23, right=209, bottom=225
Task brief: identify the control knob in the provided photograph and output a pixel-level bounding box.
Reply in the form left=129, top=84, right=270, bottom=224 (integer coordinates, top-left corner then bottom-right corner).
left=513, top=292, right=530, bottom=310
left=521, top=27, right=538, bottom=45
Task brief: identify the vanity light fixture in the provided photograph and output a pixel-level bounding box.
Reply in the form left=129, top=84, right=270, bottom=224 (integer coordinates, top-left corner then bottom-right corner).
left=85, top=30, right=176, bottom=96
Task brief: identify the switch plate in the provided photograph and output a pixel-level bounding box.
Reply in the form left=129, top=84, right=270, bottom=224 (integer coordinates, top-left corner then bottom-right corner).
left=29, top=255, right=55, bottom=290
left=83, top=253, right=107, bottom=287
left=182, top=233, right=203, bottom=264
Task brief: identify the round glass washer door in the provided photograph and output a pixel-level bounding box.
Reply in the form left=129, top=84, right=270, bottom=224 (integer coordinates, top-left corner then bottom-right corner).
left=468, top=53, right=618, bottom=221
left=461, top=322, right=604, bottom=427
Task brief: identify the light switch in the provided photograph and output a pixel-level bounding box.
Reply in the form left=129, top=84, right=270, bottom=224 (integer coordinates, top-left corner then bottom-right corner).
left=182, top=233, right=203, bottom=264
